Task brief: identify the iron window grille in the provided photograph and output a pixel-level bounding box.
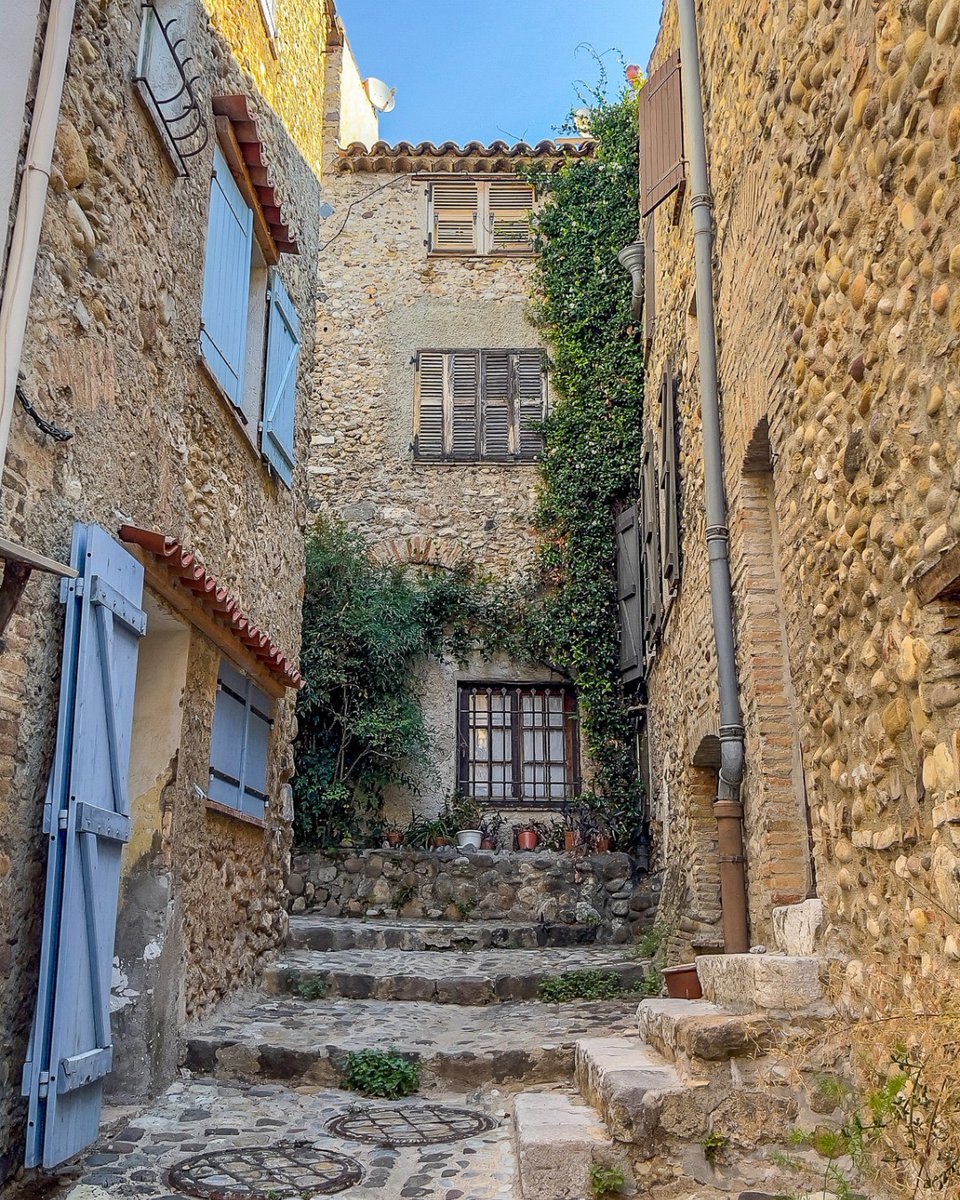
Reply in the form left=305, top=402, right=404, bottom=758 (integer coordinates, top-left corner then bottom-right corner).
left=457, top=683, right=581, bottom=809
left=134, top=2, right=208, bottom=176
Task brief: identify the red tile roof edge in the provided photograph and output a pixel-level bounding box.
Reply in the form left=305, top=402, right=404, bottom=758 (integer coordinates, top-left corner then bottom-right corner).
left=119, top=525, right=304, bottom=689
left=212, top=94, right=299, bottom=255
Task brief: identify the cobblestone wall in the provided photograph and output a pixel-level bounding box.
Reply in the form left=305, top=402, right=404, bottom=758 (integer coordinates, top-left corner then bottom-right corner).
left=288, top=849, right=659, bottom=943
left=0, top=0, right=321, bottom=1175
left=645, top=0, right=960, bottom=988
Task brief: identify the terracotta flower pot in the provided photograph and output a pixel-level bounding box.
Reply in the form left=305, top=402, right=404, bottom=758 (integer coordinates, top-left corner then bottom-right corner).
left=564, top=830, right=579, bottom=852
left=594, top=835, right=613, bottom=853
left=663, top=963, right=703, bottom=1000
left=480, top=838, right=495, bottom=850
left=517, top=829, right=539, bottom=851
left=386, top=831, right=404, bottom=848
left=432, top=836, right=451, bottom=848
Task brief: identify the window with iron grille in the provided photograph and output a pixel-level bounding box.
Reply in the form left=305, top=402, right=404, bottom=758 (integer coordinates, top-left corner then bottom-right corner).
left=414, top=349, right=546, bottom=462
left=427, top=179, right=535, bottom=255
left=457, top=683, right=581, bottom=808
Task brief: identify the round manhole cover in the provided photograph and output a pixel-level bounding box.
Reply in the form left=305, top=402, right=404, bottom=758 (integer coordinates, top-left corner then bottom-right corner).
left=326, top=1103, right=497, bottom=1147
left=168, top=1143, right=363, bottom=1199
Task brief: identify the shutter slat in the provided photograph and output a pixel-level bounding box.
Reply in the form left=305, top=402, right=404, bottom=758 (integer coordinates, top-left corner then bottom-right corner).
left=415, top=352, right=445, bottom=460
left=516, top=350, right=545, bottom=460
left=481, top=350, right=512, bottom=457
left=488, top=180, right=534, bottom=252
left=450, top=351, right=479, bottom=458
left=639, top=50, right=685, bottom=218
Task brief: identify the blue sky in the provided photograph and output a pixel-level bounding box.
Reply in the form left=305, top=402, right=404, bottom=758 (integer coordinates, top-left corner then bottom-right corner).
left=335, top=1, right=661, bottom=146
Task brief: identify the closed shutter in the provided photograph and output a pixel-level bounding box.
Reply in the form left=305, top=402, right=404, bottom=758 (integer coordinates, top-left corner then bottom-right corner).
left=639, top=50, right=685, bottom=218
left=209, top=659, right=272, bottom=819
left=515, top=350, right=546, bottom=460
left=488, top=180, right=535, bottom=252
left=430, top=180, right=479, bottom=252
left=639, top=442, right=663, bottom=658
left=659, top=364, right=681, bottom=590
left=481, top=350, right=514, bottom=458
left=200, top=144, right=254, bottom=407
left=414, top=352, right=445, bottom=460
left=616, top=504, right=643, bottom=683
left=449, top=351, right=480, bottom=459
left=643, top=212, right=656, bottom=348
left=241, top=684, right=272, bottom=818
left=262, top=269, right=300, bottom=489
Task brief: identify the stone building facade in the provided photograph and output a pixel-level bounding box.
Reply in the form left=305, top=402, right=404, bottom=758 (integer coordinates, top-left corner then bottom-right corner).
left=310, top=94, right=595, bottom=825
left=637, top=0, right=960, bottom=992
left=0, top=0, right=328, bottom=1178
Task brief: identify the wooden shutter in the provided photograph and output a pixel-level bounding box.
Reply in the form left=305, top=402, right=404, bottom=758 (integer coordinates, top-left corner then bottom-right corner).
left=449, top=351, right=480, bottom=459
left=659, top=365, right=681, bottom=590
left=639, top=442, right=663, bottom=657
left=430, top=180, right=479, bottom=252
left=639, top=50, right=685, bottom=218
left=487, top=180, right=535, bottom=252
left=262, top=269, right=300, bottom=488
left=616, top=504, right=644, bottom=683
left=415, top=352, right=445, bottom=460
left=209, top=660, right=272, bottom=819
left=241, top=683, right=272, bottom=818
left=481, top=350, right=514, bottom=458
left=643, top=212, right=656, bottom=348
left=515, top=350, right=546, bottom=459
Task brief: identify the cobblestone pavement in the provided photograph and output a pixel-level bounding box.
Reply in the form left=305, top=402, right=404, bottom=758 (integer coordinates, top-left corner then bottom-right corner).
left=265, top=945, right=648, bottom=1002
left=287, top=915, right=605, bottom=952
left=49, top=1078, right=519, bottom=1200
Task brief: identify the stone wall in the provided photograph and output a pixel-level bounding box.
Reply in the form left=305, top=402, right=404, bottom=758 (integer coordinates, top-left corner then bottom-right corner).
left=0, top=0, right=322, bottom=1177
left=644, top=0, right=960, bottom=996
left=288, top=848, right=659, bottom=943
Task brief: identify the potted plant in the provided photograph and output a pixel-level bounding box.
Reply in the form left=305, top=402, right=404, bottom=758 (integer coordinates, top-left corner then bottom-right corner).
left=480, top=812, right=504, bottom=850
left=386, top=828, right=404, bottom=848
left=449, top=792, right=483, bottom=851
left=516, top=822, right=539, bottom=851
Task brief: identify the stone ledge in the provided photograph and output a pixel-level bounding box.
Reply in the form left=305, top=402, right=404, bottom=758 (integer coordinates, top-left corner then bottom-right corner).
left=695, top=954, right=831, bottom=1016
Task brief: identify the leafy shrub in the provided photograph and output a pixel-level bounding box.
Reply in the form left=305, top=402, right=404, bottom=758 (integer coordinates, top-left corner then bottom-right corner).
left=589, top=1163, right=626, bottom=1198
left=295, top=977, right=328, bottom=1001
left=538, top=969, right=625, bottom=1003
left=340, top=1049, right=421, bottom=1099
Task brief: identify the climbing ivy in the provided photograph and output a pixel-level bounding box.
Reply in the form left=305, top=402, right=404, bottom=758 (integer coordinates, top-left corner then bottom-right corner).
left=520, top=84, right=645, bottom=809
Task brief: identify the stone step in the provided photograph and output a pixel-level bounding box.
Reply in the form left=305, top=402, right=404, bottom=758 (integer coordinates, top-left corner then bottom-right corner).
left=183, top=995, right=638, bottom=1092
left=695, top=953, right=831, bottom=1016
left=288, top=912, right=603, bottom=952
left=574, top=1037, right=709, bottom=1148
left=264, top=946, right=650, bottom=1005
left=514, top=1090, right=630, bottom=1200
left=636, top=997, right=784, bottom=1077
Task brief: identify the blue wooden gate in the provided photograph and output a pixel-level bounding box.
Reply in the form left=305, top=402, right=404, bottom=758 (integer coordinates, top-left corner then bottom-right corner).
left=22, top=523, right=146, bottom=1168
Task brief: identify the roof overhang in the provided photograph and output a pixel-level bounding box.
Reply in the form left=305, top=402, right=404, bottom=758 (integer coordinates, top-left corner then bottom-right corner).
left=336, top=138, right=595, bottom=174
left=119, top=525, right=303, bottom=690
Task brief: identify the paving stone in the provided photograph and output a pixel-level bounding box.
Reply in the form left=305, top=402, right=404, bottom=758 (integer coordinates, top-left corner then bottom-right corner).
left=288, top=913, right=601, bottom=952
left=514, top=1090, right=627, bottom=1200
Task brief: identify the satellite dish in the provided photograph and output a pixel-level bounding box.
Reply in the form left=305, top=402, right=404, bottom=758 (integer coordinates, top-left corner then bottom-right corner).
left=364, top=78, right=397, bottom=113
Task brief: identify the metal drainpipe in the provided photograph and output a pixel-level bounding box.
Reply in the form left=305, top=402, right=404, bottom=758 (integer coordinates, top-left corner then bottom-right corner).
left=676, top=0, right=750, bottom=953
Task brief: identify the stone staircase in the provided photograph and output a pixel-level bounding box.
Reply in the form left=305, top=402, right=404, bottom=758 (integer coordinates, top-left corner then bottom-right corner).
left=173, top=895, right=844, bottom=1200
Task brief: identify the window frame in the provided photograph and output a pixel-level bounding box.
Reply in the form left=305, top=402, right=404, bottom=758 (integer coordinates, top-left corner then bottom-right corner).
left=456, top=681, right=581, bottom=811
left=412, top=348, right=547, bottom=465
left=424, top=176, right=537, bottom=258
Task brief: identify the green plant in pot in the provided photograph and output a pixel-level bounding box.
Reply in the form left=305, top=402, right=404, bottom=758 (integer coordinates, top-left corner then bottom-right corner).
left=448, top=791, right=483, bottom=851
left=479, top=812, right=504, bottom=850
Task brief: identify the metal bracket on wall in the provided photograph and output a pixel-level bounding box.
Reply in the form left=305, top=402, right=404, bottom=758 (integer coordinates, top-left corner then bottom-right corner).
left=0, top=537, right=78, bottom=650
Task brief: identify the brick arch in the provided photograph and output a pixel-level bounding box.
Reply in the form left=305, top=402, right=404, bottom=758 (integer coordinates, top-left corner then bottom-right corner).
left=367, top=536, right=469, bottom=572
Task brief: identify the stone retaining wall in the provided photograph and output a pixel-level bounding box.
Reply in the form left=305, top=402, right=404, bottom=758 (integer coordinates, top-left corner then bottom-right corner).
left=287, top=849, right=659, bottom=944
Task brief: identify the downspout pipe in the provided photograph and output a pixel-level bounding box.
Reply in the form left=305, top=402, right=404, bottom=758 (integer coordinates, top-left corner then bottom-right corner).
left=676, top=0, right=750, bottom=953
left=0, top=0, right=78, bottom=484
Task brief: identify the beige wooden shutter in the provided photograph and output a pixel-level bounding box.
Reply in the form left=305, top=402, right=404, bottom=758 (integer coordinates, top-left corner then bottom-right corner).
left=481, top=350, right=514, bottom=458
left=639, top=443, right=663, bottom=658
left=615, top=504, right=643, bottom=683
left=431, top=181, right=479, bottom=252
left=448, top=351, right=480, bottom=458
left=487, top=180, right=535, bottom=253
left=639, top=50, right=685, bottom=219
left=515, top=350, right=545, bottom=459
left=415, top=352, right=445, bottom=459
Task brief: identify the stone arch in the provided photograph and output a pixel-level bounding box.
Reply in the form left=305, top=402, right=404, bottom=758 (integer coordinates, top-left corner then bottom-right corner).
left=367, top=536, right=469, bottom=572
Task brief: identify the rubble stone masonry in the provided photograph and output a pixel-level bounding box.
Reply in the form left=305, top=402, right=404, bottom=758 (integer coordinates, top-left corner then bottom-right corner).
left=646, top=0, right=960, bottom=995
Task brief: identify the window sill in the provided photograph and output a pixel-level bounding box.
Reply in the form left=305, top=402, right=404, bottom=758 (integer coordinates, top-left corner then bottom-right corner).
left=426, top=251, right=535, bottom=261
left=205, top=797, right=266, bottom=829
left=412, top=457, right=541, bottom=468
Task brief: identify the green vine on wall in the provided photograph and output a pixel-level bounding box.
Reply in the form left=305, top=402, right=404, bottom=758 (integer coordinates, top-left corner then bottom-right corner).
left=519, top=80, right=645, bottom=809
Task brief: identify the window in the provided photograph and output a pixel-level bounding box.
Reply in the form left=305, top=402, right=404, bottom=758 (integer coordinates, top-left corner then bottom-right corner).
left=428, top=179, right=535, bottom=255
left=133, top=2, right=208, bottom=175
left=208, top=659, right=273, bottom=819
left=257, top=0, right=277, bottom=38
left=414, top=349, right=546, bottom=462
left=457, top=684, right=580, bottom=808
left=199, top=142, right=300, bottom=486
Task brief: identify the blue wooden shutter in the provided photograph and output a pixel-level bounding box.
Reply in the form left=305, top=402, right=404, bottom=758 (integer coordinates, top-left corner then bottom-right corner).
left=208, top=659, right=248, bottom=808
left=23, top=524, right=146, bottom=1169
left=262, top=269, right=300, bottom=488
left=241, top=683, right=272, bottom=818
left=200, top=144, right=253, bottom=408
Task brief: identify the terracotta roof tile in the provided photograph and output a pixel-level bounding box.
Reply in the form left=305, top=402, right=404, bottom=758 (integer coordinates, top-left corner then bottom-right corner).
left=336, top=138, right=595, bottom=174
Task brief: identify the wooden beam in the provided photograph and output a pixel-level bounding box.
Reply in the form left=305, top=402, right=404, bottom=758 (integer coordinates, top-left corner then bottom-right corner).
left=915, top=543, right=960, bottom=606
left=214, top=116, right=280, bottom=265
left=0, top=536, right=77, bottom=577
